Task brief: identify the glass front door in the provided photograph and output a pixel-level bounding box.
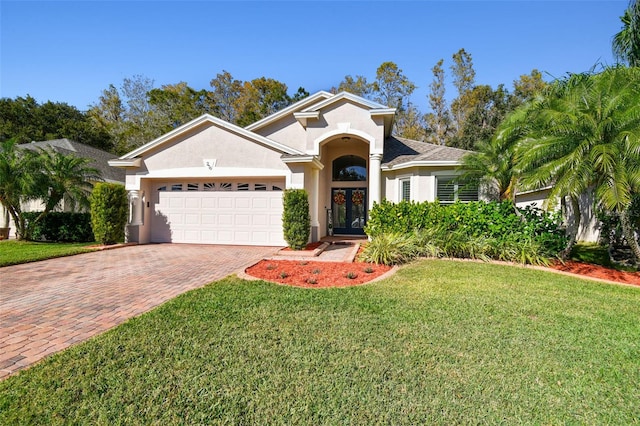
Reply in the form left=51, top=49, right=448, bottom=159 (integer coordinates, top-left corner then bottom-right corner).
left=331, top=188, right=366, bottom=235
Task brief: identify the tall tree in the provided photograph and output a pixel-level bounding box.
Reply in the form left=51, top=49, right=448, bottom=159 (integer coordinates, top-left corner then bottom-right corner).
left=87, top=85, right=127, bottom=153
left=512, top=69, right=548, bottom=104
left=450, top=48, right=476, bottom=137
left=148, top=82, right=212, bottom=133
left=209, top=70, right=243, bottom=123
left=0, top=96, right=112, bottom=151
left=395, top=102, right=427, bottom=141
left=612, top=0, right=640, bottom=66
left=372, top=61, right=416, bottom=111
left=425, top=59, right=452, bottom=145
left=235, top=77, right=291, bottom=127
left=336, top=75, right=372, bottom=97
left=448, top=84, right=512, bottom=150
left=89, top=75, right=159, bottom=154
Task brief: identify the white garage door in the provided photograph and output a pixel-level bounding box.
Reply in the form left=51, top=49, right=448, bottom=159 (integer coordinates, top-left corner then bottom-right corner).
left=152, top=180, right=286, bottom=246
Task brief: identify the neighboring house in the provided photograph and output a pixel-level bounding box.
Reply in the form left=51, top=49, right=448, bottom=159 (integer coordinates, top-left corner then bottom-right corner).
left=515, top=187, right=600, bottom=243
left=3, top=139, right=125, bottom=238
left=110, top=91, right=477, bottom=246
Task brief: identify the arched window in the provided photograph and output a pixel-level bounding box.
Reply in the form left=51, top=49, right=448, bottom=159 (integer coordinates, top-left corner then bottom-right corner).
left=332, top=155, right=367, bottom=181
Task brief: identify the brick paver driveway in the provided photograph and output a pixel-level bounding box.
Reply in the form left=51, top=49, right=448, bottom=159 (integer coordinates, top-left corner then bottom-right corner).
left=0, top=244, right=277, bottom=379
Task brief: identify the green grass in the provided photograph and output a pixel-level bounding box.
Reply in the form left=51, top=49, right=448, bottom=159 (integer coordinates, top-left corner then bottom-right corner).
left=0, top=240, right=96, bottom=267
left=1, top=260, right=639, bottom=424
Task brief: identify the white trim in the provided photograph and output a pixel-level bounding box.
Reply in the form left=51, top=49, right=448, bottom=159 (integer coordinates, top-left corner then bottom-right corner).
left=398, top=176, right=412, bottom=203
left=245, top=91, right=333, bottom=131
left=132, top=167, right=288, bottom=179
left=119, top=114, right=303, bottom=160
left=293, top=111, right=320, bottom=127
left=281, top=155, right=324, bottom=170
left=302, top=91, right=389, bottom=112
left=311, top=128, right=378, bottom=156
left=108, top=158, right=142, bottom=168
left=381, top=160, right=461, bottom=171
left=369, top=108, right=397, bottom=117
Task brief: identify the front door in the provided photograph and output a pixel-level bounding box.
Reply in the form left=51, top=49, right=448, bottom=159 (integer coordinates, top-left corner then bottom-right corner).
left=331, top=188, right=366, bottom=235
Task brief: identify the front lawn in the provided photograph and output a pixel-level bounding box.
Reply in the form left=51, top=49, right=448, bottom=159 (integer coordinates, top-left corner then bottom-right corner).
left=1, top=260, right=639, bottom=424
left=0, top=240, right=96, bottom=267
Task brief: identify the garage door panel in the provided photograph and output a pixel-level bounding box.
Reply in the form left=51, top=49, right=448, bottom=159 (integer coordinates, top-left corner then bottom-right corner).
left=252, top=198, right=268, bottom=209
left=235, top=198, right=251, bottom=209
left=185, top=214, right=200, bottom=225
left=202, top=214, right=217, bottom=225
left=218, top=214, right=233, bottom=226
left=185, top=198, right=200, bottom=209
left=236, top=215, right=250, bottom=226
left=169, top=198, right=184, bottom=208
left=218, top=198, right=233, bottom=209
left=252, top=214, right=268, bottom=226
left=152, top=184, right=285, bottom=245
left=202, top=198, right=217, bottom=209
left=270, top=198, right=282, bottom=209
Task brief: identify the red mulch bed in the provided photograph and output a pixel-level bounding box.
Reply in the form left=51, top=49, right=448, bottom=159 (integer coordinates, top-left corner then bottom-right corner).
left=245, top=259, right=392, bottom=288
left=280, top=242, right=324, bottom=252
left=550, top=260, right=640, bottom=286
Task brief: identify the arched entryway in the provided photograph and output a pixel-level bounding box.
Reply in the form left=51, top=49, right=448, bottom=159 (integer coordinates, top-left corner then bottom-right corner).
left=330, top=155, right=367, bottom=235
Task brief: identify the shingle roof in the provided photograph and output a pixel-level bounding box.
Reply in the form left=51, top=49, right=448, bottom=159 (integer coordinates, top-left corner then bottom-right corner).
left=382, top=136, right=472, bottom=168
left=18, top=139, right=125, bottom=184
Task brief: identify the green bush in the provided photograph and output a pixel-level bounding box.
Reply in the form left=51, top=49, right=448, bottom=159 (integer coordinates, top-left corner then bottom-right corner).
left=362, top=200, right=566, bottom=265
left=21, top=211, right=94, bottom=242
left=282, top=189, right=310, bottom=250
left=90, top=183, right=128, bottom=245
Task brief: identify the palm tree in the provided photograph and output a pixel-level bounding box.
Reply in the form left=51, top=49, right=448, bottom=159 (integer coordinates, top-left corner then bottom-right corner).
left=613, top=0, right=640, bottom=66
left=459, top=102, right=537, bottom=202
left=0, top=140, right=41, bottom=239
left=0, top=140, right=102, bottom=240
left=22, top=148, right=102, bottom=239
left=515, top=67, right=640, bottom=262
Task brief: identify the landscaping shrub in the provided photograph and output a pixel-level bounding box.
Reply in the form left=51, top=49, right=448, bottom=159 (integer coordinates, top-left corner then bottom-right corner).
left=21, top=211, right=93, bottom=242
left=90, top=183, right=128, bottom=245
left=282, top=189, right=310, bottom=250
left=597, top=194, right=640, bottom=265
left=363, top=200, right=567, bottom=265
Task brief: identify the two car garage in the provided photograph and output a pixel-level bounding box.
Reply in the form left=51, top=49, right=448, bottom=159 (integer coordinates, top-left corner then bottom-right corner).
left=150, top=180, right=287, bottom=246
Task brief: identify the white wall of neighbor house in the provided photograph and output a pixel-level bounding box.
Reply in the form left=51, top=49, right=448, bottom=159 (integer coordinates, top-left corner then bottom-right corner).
left=515, top=188, right=600, bottom=243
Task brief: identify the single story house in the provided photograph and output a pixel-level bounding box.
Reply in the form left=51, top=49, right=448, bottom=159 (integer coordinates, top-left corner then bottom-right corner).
left=110, top=91, right=478, bottom=246
left=3, top=139, right=125, bottom=238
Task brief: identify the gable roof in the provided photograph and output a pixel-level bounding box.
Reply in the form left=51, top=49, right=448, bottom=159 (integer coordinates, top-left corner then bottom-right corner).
left=118, top=114, right=304, bottom=161
left=300, top=91, right=391, bottom=113
left=19, top=139, right=125, bottom=183
left=382, top=136, right=472, bottom=169
left=245, top=91, right=334, bottom=131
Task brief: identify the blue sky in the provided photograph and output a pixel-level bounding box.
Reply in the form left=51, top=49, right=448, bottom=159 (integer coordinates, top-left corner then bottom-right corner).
left=0, top=0, right=629, bottom=113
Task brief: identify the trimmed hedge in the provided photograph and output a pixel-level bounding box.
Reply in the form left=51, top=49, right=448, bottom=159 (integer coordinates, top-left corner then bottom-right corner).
left=21, top=212, right=94, bottom=242
left=282, top=189, right=310, bottom=250
left=364, top=200, right=567, bottom=257
left=90, top=183, right=128, bottom=245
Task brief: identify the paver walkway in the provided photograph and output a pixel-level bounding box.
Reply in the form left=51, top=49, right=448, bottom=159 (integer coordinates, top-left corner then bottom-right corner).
left=0, top=244, right=277, bottom=379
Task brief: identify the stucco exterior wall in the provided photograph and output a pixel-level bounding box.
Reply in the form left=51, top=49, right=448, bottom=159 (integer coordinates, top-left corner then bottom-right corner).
left=251, top=115, right=307, bottom=152
left=141, top=123, right=288, bottom=174
left=305, top=101, right=385, bottom=155
left=382, top=167, right=462, bottom=203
